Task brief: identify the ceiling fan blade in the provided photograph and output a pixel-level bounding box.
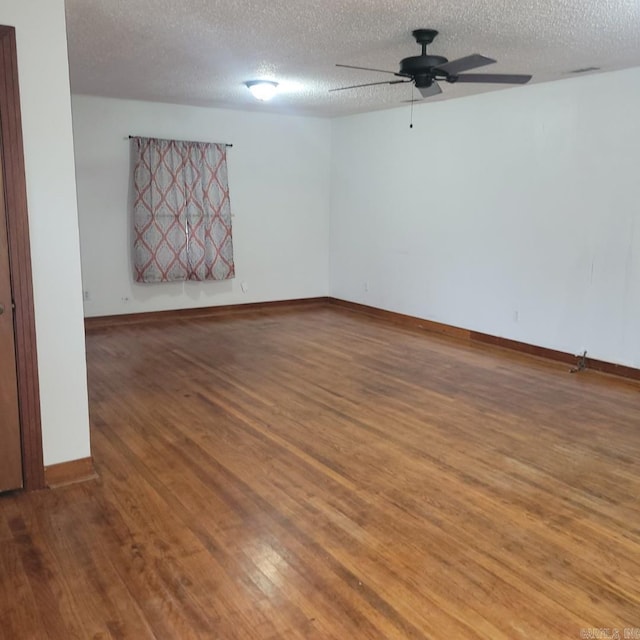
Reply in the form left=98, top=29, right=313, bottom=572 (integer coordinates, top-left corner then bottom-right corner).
left=436, top=54, right=496, bottom=75
left=418, top=81, right=442, bottom=98
left=454, top=73, right=532, bottom=84
left=336, top=63, right=400, bottom=76
left=329, top=79, right=409, bottom=92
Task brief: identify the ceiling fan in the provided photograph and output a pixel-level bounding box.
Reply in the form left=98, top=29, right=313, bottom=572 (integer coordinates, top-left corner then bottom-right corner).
left=331, top=29, right=532, bottom=99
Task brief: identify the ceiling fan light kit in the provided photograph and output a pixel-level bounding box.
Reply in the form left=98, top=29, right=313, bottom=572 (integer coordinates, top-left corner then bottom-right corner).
left=332, top=28, right=532, bottom=100
left=245, top=80, right=279, bottom=101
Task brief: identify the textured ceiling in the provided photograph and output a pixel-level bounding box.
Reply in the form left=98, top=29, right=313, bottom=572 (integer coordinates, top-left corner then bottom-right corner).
left=65, top=0, right=640, bottom=117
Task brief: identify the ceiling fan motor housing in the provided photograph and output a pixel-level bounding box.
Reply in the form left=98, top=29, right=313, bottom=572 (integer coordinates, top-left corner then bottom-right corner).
left=400, top=55, right=448, bottom=85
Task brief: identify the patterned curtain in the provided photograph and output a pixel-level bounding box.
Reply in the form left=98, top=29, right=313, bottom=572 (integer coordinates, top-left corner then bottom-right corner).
left=132, top=137, right=235, bottom=283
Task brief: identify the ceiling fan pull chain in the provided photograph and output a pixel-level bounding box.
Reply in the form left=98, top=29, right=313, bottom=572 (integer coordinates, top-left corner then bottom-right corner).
left=409, top=87, right=414, bottom=128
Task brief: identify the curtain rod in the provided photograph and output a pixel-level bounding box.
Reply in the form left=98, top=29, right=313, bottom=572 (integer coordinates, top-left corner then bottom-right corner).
left=127, top=135, right=233, bottom=148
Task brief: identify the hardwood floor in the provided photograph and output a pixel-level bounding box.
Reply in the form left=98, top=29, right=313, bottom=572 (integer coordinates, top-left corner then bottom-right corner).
left=2, top=305, right=640, bottom=639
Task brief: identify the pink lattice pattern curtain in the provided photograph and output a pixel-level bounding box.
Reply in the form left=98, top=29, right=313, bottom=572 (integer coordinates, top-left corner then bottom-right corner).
left=132, top=137, right=235, bottom=283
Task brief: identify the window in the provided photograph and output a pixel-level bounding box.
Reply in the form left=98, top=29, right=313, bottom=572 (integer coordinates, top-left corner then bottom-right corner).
left=132, top=137, right=234, bottom=283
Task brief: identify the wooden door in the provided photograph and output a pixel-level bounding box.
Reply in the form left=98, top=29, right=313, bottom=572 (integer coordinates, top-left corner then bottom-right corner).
left=0, top=129, right=23, bottom=492
left=0, top=25, right=44, bottom=491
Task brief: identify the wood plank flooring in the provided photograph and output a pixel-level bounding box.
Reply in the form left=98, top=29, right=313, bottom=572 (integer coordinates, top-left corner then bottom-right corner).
left=2, top=305, right=640, bottom=639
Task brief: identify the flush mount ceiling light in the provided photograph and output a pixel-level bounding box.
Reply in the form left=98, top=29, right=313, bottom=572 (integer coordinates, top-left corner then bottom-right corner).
left=245, top=80, right=279, bottom=101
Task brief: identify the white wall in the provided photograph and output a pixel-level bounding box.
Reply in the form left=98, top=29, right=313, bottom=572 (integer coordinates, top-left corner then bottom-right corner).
left=0, top=1, right=90, bottom=464
left=73, top=69, right=640, bottom=368
left=331, top=68, right=640, bottom=368
left=72, top=96, right=331, bottom=317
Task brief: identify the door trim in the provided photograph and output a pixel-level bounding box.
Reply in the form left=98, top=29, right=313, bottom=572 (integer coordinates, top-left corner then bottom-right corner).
left=0, top=25, right=44, bottom=490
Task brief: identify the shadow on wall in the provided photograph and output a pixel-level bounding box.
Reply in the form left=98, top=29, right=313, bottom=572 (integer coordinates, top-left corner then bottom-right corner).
left=129, top=279, right=234, bottom=306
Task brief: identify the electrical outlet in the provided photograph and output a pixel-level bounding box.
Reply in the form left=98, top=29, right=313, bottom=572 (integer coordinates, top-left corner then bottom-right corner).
left=83, top=290, right=90, bottom=302
left=513, top=310, right=519, bottom=323
left=121, top=296, right=130, bottom=304
left=241, top=281, right=249, bottom=293
left=364, top=281, right=369, bottom=293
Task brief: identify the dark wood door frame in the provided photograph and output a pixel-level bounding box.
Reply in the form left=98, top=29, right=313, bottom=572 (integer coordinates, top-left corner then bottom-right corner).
left=0, top=25, right=45, bottom=490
